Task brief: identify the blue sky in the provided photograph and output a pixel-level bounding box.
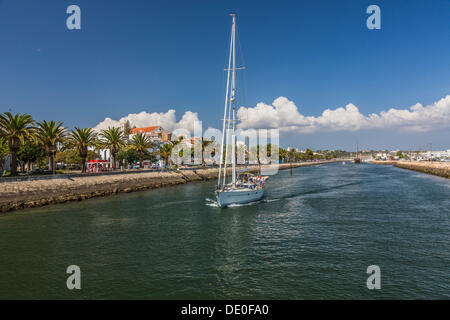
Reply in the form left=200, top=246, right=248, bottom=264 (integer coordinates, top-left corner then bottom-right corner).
left=0, top=0, right=449, bottom=150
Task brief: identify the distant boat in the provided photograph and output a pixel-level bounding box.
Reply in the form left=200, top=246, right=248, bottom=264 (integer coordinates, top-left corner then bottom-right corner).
left=354, top=143, right=361, bottom=164
left=342, top=161, right=347, bottom=165
left=216, top=14, right=266, bottom=208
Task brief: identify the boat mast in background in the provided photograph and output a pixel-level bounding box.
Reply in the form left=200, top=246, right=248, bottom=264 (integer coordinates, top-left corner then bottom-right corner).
left=354, top=143, right=361, bottom=164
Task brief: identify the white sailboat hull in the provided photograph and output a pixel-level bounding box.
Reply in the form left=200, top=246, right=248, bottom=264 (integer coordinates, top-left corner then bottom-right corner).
left=217, top=188, right=264, bottom=207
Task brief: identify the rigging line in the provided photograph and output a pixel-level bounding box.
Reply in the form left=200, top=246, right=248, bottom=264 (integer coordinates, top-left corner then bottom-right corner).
left=220, top=34, right=229, bottom=128
left=224, top=67, right=245, bottom=71
left=218, top=23, right=233, bottom=189
left=235, top=24, right=248, bottom=123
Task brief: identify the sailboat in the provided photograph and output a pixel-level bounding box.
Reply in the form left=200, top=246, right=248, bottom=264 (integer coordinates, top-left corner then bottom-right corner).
left=216, top=14, right=266, bottom=208
left=354, top=143, right=361, bottom=164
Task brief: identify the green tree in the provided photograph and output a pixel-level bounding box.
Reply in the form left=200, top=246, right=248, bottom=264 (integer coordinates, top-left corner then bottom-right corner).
left=35, top=120, right=67, bottom=173
left=201, top=138, right=213, bottom=166
left=158, top=143, right=173, bottom=167
left=67, top=128, right=98, bottom=173
left=279, top=148, right=288, bottom=162
left=123, top=120, right=132, bottom=136
left=0, top=112, right=35, bottom=175
left=167, top=137, right=187, bottom=165
left=396, top=150, right=405, bottom=159
left=17, top=141, right=45, bottom=172
left=129, top=132, right=155, bottom=168
left=249, top=144, right=261, bottom=166
left=57, top=149, right=99, bottom=169
left=0, top=137, right=9, bottom=173
left=100, top=127, right=125, bottom=170
left=65, top=149, right=81, bottom=165
left=55, top=149, right=68, bottom=164
left=117, top=148, right=139, bottom=168
left=305, top=148, right=314, bottom=160
left=266, top=144, right=272, bottom=158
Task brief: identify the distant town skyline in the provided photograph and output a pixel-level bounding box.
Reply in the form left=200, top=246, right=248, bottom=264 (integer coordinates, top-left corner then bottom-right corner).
left=1, top=0, right=449, bottom=150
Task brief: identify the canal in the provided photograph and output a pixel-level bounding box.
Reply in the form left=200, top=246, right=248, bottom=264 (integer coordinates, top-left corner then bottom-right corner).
left=0, top=163, right=449, bottom=299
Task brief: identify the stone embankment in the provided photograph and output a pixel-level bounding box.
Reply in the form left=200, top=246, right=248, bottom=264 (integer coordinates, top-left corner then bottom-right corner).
left=0, top=161, right=336, bottom=213
left=394, top=161, right=450, bottom=179
left=370, top=160, right=450, bottom=179
left=369, top=160, right=398, bottom=165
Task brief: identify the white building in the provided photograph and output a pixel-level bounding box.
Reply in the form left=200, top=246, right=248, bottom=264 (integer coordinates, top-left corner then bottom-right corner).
left=423, top=150, right=450, bottom=160
left=375, top=152, right=389, bottom=160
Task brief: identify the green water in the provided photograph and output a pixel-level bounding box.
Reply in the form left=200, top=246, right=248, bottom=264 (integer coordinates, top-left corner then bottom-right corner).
left=0, top=163, right=449, bottom=299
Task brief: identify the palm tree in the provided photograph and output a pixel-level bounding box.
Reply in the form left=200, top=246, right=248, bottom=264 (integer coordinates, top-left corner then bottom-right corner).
left=0, top=112, right=35, bottom=175
left=249, top=144, right=261, bottom=166
left=286, top=148, right=296, bottom=162
left=158, top=142, right=173, bottom=168
left=100, top=127, right=125, bottom=170
left=123, top=120, right=132, bottom=136
left=279, top=148, right=288, bottom=163
left=67, top=127, right=98, bottom=173
left=129, top=132, right=155, bottom=168
left=0, top=136, right=9, bottom=173
left=36, top=120, right=67, bottom=173
left=200, top=138, right=213, bottom=166
left=171, top=135, right=184, bottom=147
left=169, top=136, right=185, bottom=165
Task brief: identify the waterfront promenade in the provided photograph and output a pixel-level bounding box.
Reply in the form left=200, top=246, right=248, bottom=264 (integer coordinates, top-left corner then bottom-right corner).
left=0, top=161, right=336, bottom=213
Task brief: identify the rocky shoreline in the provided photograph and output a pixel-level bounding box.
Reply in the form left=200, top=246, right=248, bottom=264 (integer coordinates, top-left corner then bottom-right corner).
left=369, top=160, right=398, bottom=165
left=0, top=161, right=336, bottom=213
left=394, top=161, right=450, bottom=179
left=371, top=160, right=450, bottom=179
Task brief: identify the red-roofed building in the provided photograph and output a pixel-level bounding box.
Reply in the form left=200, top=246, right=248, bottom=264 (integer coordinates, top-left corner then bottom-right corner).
left=129, top=126, right=172, bottom=143
left=130, top=126, right=160, bottom=135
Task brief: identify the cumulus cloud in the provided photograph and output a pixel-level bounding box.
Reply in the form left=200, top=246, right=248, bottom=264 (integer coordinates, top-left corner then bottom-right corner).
left=237, top=95, right=450, bottom=133
left=94, top=95, right=450, bottom=135
left=94, top=109, right=201, bottom=133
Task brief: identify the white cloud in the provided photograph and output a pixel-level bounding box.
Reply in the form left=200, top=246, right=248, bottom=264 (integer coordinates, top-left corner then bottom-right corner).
left=94, top=109, right=201, bottom=133
left=237, top=95, right=450, bottom=133
left=94, top=95, right=450, bottom=135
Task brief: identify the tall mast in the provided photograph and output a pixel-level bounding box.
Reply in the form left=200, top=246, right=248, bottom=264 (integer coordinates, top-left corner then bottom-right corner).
left=217, top=18, right=233, bottom=189
left=218, top=14, right=237, bottom=189
left=231, top=13, right=237, bottom=187
left=222, top=15, right=235, bottom=188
